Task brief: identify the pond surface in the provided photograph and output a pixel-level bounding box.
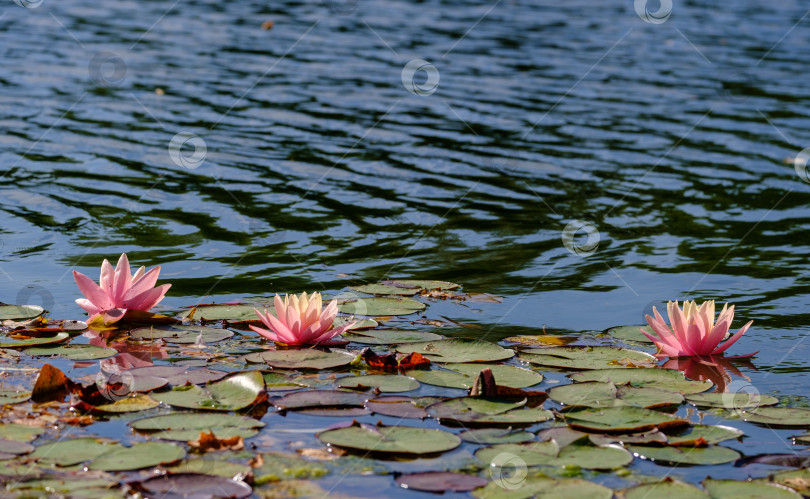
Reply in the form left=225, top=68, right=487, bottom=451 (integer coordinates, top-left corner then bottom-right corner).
left=2, top=0, right=810, bottom=495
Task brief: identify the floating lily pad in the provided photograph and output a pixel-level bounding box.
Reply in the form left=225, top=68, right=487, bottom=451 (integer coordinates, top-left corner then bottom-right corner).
left=365, top=396, right=444, bottom=419
left=793, top=433, right=810, bottom=445
left=607, top=325, right=655, bottom=344
left=249, top=349, right=356, bottom=369
left=0, top=438, right=34, bottom=456
left=473, top=477, right=614, bottom=499
left=427, top=397, right=553, bottom=426
left=5, top=478, right=118, bottom=496
left=166, top=459, right=251, bottom=478
left=92, top=394, right=160, bottom=413
left=344, top=329, right=445, bottom=345
left=395, top=472, right=488, bottom=492
left=129, top=325, right=234, bottom=344
left=772, top=468, right=810, bottom=495
left=350, top=284, right=420, bottom=296
left=459, top=428, right=536, bottom=445
left=130, top=413, right=265, bottom=441
left=338, top=297, right=426, bottom=316
left=178, top=304, right=267, bottom=322
left=0, top=304, right=45, bottom=320
left=253, top=452, right=331, bottom=483
left=742, top=407, right=810, bottom=427
left=274, top=390, right=368, bottom=410
left=571, top=368, right=713, bottom=394
left=667, top=425, right=744, bottom=446
left=396, top=339, right=514, bottom=363
left=0, top=389, right=30, bottom=405
left=89, top=442, right=185, bottom=471
left=0, top=424, right=44, bottom=443
left=0, top=332, right=70, bottom=348
left=387, top=280, right=460, bottom=290
left=520, top=346, right=655, bottom=370
left=31, top=438, right=121, bottom=467
left=563, top=406, right=690, bottom=433
left=153, top=371, right=266, bottom=411
left=548, top=382, right=683, bottom=409
left=130, top=473, right=252, bottom=499
left=24, top=344, right=117, bottom=360
left=685, top=391, right=779, bottom=410
left=408, top=363, right=542, bottom=389
left=338, top=375, right=419, bottom=393
left=703, top=479, right=801, bottom=498
left=621, top=480, right=709, bottom=499
left=333, top=317, right=377, bottom=329
left=475, top=441, right=633, bottom=470
left=317, top=423, right=461, bottom=455
left=629, top=445, right=740, bottom=465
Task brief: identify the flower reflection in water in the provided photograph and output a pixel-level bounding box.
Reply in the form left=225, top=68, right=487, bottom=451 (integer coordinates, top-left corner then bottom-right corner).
left=662, top=355, right=757, bottom=393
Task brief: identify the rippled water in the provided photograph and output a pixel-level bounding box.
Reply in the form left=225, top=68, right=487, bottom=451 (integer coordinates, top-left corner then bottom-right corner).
left=2, top=0, right=810, bottom=399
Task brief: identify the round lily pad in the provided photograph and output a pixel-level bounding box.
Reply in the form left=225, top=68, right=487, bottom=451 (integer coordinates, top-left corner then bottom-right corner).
left=408, top=363, right=542, bottom=390
left=427, top=397, right=553, bottom=426
left=607, top=325, right=655, bottom=344
left=621, top=480, right=709, bottom=499
left=153, top=371, right=266, bottom=411
left=130, top=413, right=265, bottom=441
left=250, top=349, right=356, bottom=369
left=395, top=339, right=514, bottom=363
left=520, top=346, right=655, bottom=370
left=333, top=316, right=377, bottom=330
left=0, top=438, right=34, bottom=456
left=178, top=304, right=268, bottom=322
left=0, top=332, right=70, bottom=348
left=130, top=473, right=252, bottom=499
left=274, top=390, right=368, bottom=410
left=0, top=304, right=45, bottom=320
left=5, top=478, right=117, bottom=496
left=703, top=479, right=801, bottom=498
left=459, top=428, right=536, bottom=445
left=473, top=477, right=613, bottom=499
left=563, top=406, right=690, bottom=433
left=685, top=392, right=779, bottom=410
left=772, top=468, right=810, bottom=495
left=475, top=441, right=633, bottom=470
left=629, top=445, right=740, bottom=465
left=0, top=389, right=30, bottom=405
left=337, top=375, right=419, bottom=393
left=344, top=329, right=445, bottom=345
left=742, top=407, right=810, bottom=427
left=92, top=394, right=160, bottom=413
left=338, top=297, right=426, bottom=316
left=365, top=396, right=444, bottom=419
left=24, top=344, right=117, bottom=360
left=317, top=423, right=461, bottom=455
left=89, top=442, right=186, bottom=471
left=349, top=284, right=419, bottom=296
left=395, top=472, right=488, bottom=492
left=667, top=425, right=744, bottom=446
left=129, top=325, right=234, bottom=344
left=166, top=459, right=251, bottom=478
left=571, top=368, right=714, bottom=394
left=0, top=423, right=44, bottom=442
left=31, top=438, right=122, bottom=466
left=548, top=382, right=683, bottom=409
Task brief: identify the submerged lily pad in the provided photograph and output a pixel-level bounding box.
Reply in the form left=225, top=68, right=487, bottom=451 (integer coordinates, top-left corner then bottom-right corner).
left=130, top=325, right=234, bottom=344
left=317, top=423, right=461, bottom=455
left=131, top=473, right=252, bottom=499
left=338, top=297, right=426, bottom=316
left=153, top=371, right=266, bottom=411
left=130, top=413, right=265, bottom=441
left=621, top=480, right=708, bottom=499
left=629, top=445, right=741, bottom=465
left=349, top=284, right=420, bottom=296
left=408, top=363, right=542, bottom=389
left=0, top=389, right=30, bottom=405
left=249, top=349, right=356, bottom=369
left=475, top=441, right=633, bottom=470
left=0, top=332, right=70, bottom=348
left=344, top=329, right=445, bottom=345
left=563, top=406, right=690, bottom=433
left=473, top=477, right=613, bottom=499
left=685, top=391, right=779, bottom=410
left=337, top=375, right=419, bottom=393
left=24, top=344, right=117, bottom=360
left=396, top=339, right=514, bottom=363
left=571, top=368, right=714, bottom=394
left=548, top=382, right=683, bottom=409
left=607, top=325, right=655, bottom=344
left=0, top=304, right=45, bottom=320
left=703, top=479, right=801, bottom=498
left=90, top=442, right=186, bottom=471
left=520, top=346, right=655, bottom=370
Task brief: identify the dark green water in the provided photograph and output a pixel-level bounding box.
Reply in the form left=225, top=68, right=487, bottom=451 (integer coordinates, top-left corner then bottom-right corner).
left=2, top=0, right=810, bottom=494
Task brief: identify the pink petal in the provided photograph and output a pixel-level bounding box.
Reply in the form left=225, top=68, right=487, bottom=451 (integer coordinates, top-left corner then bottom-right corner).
left=126, top=266, right=161, bottom=300
left=315, top=322, right=355, bottom=343
left=99, top=259, right=115, bottom=297
left=273, top=295, right=288, bottom=329
left=701, top=319, right=730, bottom=353
left=667, top=302, right=691, bottom=349
left=711, top=320, right=753, bottom=355
left=249, top=324, right=279, bottom=342
left=75, top=298, right=103, bottom=317
left=112, top=253, right=132, bottom=306
left=321, top=300, right=339, bottom=325
left=285, top=304, right=302, bottom=338
left=255, top=308, right=296, bottom=343
left=122, top=284, right=170, bottom=311
left=103, top=308, right=127, bottom=324
left=73, top=270, right=115, bottom=311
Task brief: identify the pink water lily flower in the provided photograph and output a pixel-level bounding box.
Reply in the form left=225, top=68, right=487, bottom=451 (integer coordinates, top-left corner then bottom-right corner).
left=642, top=300, right=754, bottom=357
left=251, top=292, right=355, bottom=345
left=73, top=253, right=171, bottom=323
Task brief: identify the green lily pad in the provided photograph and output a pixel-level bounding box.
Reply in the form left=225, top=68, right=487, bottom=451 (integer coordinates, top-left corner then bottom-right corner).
left=396, top=339, right=514, bottom=363
left=685, top=392, right=779, bottom=410
left=0, top=424, right=44, bottom=442
left=365, top=396, right=445, bottom=419
left=792, top=433, right=810, bottom=445
left=459, top=428, right=536, bottom=445
left=24, top=344, right=117, bottom=360
left=0, top=332, right=70, bottom=348
left=548, top=382, right=683, bottom=409
left=427, top=397, right=553, bottom=426
left=0, top=438, right=34, bottom=456
left=166, top=459, right=252, bottom=478
left=338, top=375, right=419, bottom=393
left=5, top=478, right=118, bottom=496
left=571, top=368, right=714, bottom=394
left=338, top=297, right=426, bottom=316
left=387, top=280, right=460, bottom=290
left=248, top=349, right=356, bottom=369
left=563, top=406, right=690, bottom=433
left=344, top=329, right=445, bottom=345
left=178, top=304, right=268, bottom=322
left=89, top=442, right=186, bottom=471
left=31, top=438, right=121, bottom=466
left=607, top=325, right=655, bottom=344
left=475, top=441, right=633, bottom=470
left=317, top=423, right=461, bottom=455
left=0, top=304, right=45, bottom=320
left=667, top=425, right=745, bottom=445
left=129, top=325, right=234, bottom=344
left=520, top=346, right=656, bottom=370
left=253, top=452, right=331, bottom=483
left=742, top=407, right=810, bottom=427
left=621, top=480, right=709, bottom=499
left=349, top=284, right=420, bottom=296
left=333, top=317, right=377, bottom=329
left=274, top=390, right=368, bottom=410
left=703, top=479, right=802, bottom=498
left=629, top=445, right=740, bottom=465
left=153, top=371, right=266, bottom=411
left=473, top=477, right=613, bottom=499
left=130, top=413, right=265, bottom=441
left=408, top=363, right=542, bottom=390
left=0, top=389, right=30, bottom=405
left=92, top=394, right=160, bottom=413
left=772, top=468, right=810, bottom=495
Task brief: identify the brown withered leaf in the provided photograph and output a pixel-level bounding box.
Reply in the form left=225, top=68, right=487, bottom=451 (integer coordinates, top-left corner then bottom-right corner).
left=32, top=364, right=73, bottom=403
left=362, top=349, right=430, bottom=371
left=469, top=369, right=547, bottom=406
left=188, top=431, right=244, bottom=452
left=297, top=447, right=345, bottom=460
